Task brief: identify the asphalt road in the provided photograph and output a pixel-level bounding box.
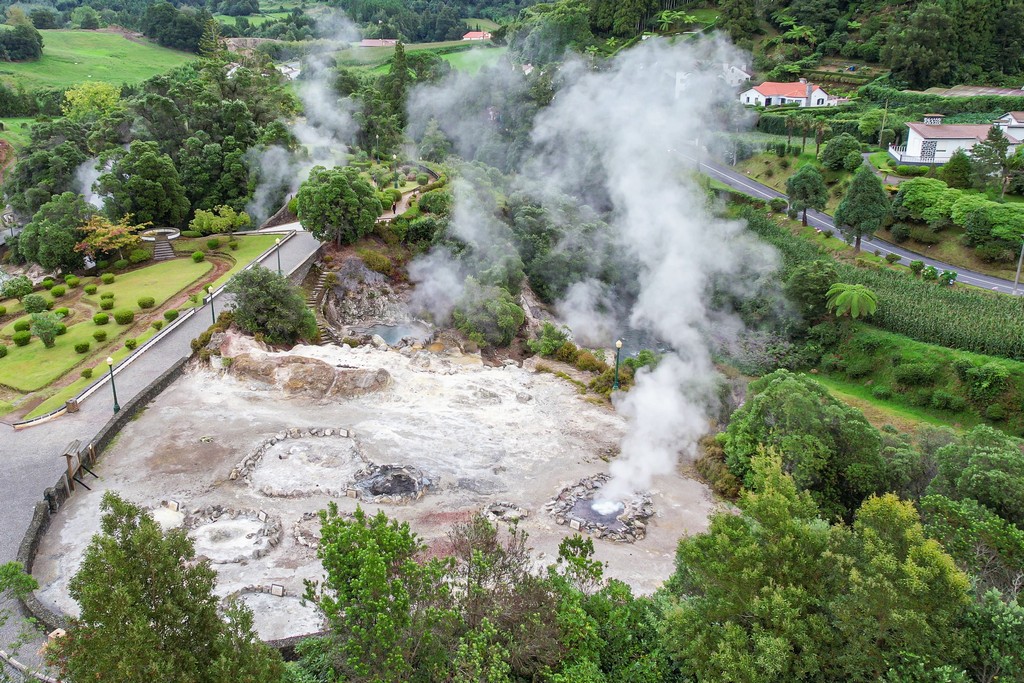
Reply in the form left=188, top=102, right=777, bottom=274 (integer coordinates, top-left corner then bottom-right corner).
left=687, top=153, right=1022, bottom=294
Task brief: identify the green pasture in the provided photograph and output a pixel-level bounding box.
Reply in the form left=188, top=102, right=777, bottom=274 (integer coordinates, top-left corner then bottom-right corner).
left=0, top=117, right=36, bottom=149
left=0, top=30, right=194, bottom=91
left=463, top=17, right=500, bottom=31
left=441, top=46, right=506, bottom=72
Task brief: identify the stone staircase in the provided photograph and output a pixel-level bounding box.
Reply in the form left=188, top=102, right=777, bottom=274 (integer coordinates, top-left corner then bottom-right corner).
left=305, top=267, right=342, bottom=346
left=152, top=237, right=176, bottom=261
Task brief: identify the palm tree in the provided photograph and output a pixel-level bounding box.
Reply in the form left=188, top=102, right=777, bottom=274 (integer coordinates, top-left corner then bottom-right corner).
left=796, top=114, right=814, bottom=152
left=826, top=283, right=878, bottom=319
left=785, top=116, right=795, bottom=147
left=814, top=118, right=831, bottom=157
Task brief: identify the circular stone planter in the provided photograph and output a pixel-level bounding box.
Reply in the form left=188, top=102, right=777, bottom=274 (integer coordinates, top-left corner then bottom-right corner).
left=546, top=474, right=653, bottom=543
left=139, top=228, right=181, bottom=242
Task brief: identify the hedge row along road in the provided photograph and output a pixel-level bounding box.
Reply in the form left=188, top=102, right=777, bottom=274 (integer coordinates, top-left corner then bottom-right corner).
left=686, top=152, right=1020, bottom=295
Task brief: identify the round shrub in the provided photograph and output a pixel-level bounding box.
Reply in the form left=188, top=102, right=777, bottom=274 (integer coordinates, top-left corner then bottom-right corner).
left=129, top=249, right=151, bottom=264
left=12, top=330, right=30, bottom=346
left=206, top=238, right=221, bottom=250
left=769, top=197, right=788, bottom=212
left=54, top=307, right=69, bottom=317
left=42, top=278, right=54, bottom=289
left=13, top=320, right=30, bottom=332
left=22, top=293, right=47, bottom=313
left=96, top=260, right=109, bottom=270
left=228, top=240, right=239, bottom=251
left=885, top=253, right=901, bottom=264
left=65, top=276, right=80, bottom=288
left=93, top=330, right=107, bottom=342
left=164, top=309, right=179, bottom=322
left=113, top=259, right=130, bottom=270
left=81, top=368, right=93, bottom=379
left=50, top=285, right=66, bottom=298
left=100, top=300, right=114, bottom=310
left=0, top=344, right=6, bottom=358
left=84, top=284, right=98, bottom=295
left=0, top=306, right=6, bottom=316
left=74, top=341, right=90, bottom=354
left=100, top=291, right=115, bottom=300
left=137, top=296, right=156, bottom=309
left=55, top=323, right=67, bottom=336
left=113, top=309, right=134, bottom=325
left=192, top=251, right=205, bottom=263
left=181, top=230, right=202, bottom=238
left=151, top=320, right=164, bottom=331
left=124, top=338, right=138, bottom=350
left=101, top=273, right=115, bottom=284
left=93, top=313, right=109, bottom=325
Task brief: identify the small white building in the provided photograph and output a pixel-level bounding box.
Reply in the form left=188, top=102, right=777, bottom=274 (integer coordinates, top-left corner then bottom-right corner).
left=739, top=79, right=831, bottom=107
left=721, top=63, right=752, bottom=88
left=462, top=31, right=491, bottom=41
left=889, top=113, right=1021, bottom=165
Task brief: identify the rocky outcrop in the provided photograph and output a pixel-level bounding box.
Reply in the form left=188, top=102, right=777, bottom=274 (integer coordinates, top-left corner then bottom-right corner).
left=228, top=353, right=391, bottom=399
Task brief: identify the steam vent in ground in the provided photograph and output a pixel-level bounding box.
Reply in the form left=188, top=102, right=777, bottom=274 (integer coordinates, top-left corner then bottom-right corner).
left=32, top=333, right=716, bottom=641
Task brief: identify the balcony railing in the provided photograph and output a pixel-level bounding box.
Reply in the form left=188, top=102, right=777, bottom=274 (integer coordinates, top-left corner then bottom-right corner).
left=888, top=145, right=940, bottom=165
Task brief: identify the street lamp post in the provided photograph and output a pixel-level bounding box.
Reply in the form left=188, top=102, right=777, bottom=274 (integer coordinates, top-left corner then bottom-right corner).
left=275, top=237, right=282, bottom=276
left=393, top=154, right=399, bottom=189
left=613, top=339, right=623, bottom=390
left=375, top=134, right=379, bottom=163
left=106, top=356, right=120, bottom=414
left=1014, top=237, right=1024, bottom=296
left=207, top=286, right=216, bottom=324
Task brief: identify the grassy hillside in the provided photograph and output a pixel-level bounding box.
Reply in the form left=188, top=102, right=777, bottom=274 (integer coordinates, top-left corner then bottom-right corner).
left=0, top=117, right=35, bottom=149
left=464, top=17, right=500, bottom=31
left=0, top=30, right=195, bottom=91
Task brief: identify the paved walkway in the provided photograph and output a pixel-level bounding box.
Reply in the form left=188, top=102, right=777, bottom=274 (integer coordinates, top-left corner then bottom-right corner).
left=0, top=227, right=319, bottom=557
left=0, top=225, right=319, bottom=677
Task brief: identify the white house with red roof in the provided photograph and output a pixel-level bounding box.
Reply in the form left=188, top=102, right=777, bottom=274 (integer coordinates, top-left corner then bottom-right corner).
left=889, top=113, right=1021, bottom=165
left=462, top=31, right=492, bottom=40
left=739, top=78, right=831, bottom=107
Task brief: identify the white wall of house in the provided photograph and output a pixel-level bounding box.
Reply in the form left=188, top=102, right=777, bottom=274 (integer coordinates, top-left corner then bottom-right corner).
left=739, top=87, right=830, bottom=107
left=902, top=129, right=981, bottom=163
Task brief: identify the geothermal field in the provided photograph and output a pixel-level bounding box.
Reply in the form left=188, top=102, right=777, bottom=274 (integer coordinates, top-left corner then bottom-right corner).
left=32, top=337, right=716, bottom=641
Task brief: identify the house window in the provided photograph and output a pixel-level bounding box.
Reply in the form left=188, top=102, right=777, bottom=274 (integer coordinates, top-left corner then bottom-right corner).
left=816, top=98, right=823, bottom=105
left=745, top=96, right=750, bottom=103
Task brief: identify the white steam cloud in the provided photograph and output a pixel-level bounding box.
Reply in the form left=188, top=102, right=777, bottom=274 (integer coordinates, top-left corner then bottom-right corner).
left=406, top=37, right=778, bottom=502
left=246, top=12, right=361, bottom=223
left=74, top=158, right=105, bottom=209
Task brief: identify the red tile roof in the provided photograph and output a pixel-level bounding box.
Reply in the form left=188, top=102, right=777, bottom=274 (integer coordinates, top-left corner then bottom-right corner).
left=907, top=122, right=1021, bottom=144
left=752, top=81, right=820, bottom=98
left=463, top=31, right=491, bottom=39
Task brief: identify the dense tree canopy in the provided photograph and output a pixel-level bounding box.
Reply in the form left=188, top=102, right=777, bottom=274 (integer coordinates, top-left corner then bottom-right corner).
left=225, top=266, right=317, bottom=345
left=296, top=166, right=383, bottom=246
left=17, top=192, right=94, bottom=272
left=97, top=140, right=190, bottom=226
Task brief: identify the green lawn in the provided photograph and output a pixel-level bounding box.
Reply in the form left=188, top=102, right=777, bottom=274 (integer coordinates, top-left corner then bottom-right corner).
left=464, top=17, right=500, bottom=31
left=0, top=320, right=114, bottom=392
left=813, top=374, right=965, bottom=433
left=81, top=258, right=213, bottom=310
left=442, top=46, right=506, bottom=72
left=0, top=30, right=195, bottom=91
left=0, top=117, right=36, bottom=149
left=690, top=8, right=720, bottom=24
left=172, top=234, right=279, bottom=293
left=215, top=11, right=290, bottom=26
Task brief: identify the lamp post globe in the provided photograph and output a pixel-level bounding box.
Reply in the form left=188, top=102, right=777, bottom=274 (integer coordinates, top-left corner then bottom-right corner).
left=393, top=154, right=399, bottom=189
left=613, top=339, right=623, bottom=390
left=106, top=356, right=120, bottom=413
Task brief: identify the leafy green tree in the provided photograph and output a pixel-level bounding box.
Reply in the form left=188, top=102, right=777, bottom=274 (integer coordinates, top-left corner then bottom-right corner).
left=75, top=215, right=144, bottom=260
left=45, top=492, right=284, bottom=683
left=189, top=205, right=250, bottom=236
left=819, top=132, right=861, bottom=171
left=225, top=266, right=316, bottom=345
left=721, top=369, right=887, bottom=519
left=0, top=274, right=32, bottom=300
left=198, top=18, right=224, bottom=58
left=835, top=165, right=890, bottom=252
left=959, top=590, right=1024, bottom=683
left=826, top=282, right=878, bottom=319
left=418, top=118, right=451, bottom=163
left=786, top=164, right=829, bottom=226
left=21, top=293, right=47, bottom=313
left=30, top=312, right=60, bottom=348
left=972, top=126, right=1014, bottom=198
left=451, top=619, right=513, bottom=683
left=98, top=141, right=190, bottom=227
left=882, top=3, right=957, bottom=89
left=830, top=494, right=971, bottom=680
left=784, top=259, right=839, bottom=321
left=717, top=0, right=759, bottom=41
left=453, top=277, right=526, bottom=347
left=664, top=452, right=837, bottom=681
left=17, top=192, right=93, bottom=272
left=929, top=425, right=1024, bottom=526
left=940, top=150, right=976, bottom=189
left=305, top=504, right=455, bottom=683
left=296, top=166, right=383, bottom=247
left=62, top=82, right=122, bottom=121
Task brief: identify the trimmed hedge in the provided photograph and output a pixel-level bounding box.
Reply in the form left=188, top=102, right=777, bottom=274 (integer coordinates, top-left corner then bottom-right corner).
left=100, top=300, right=114, bottom=310
left=100, top=291, right=114, bottom=300
left=49, top=285, right=66, bottom=297
left=0, top=344, right=6, bottom=358
left=164, top=309, right=179, bottom=321
left=124, top=338, right=137, bottom=350
left=137, top=296, right=156, bottom=309
left=93, top=330, right=107, bottom=342
left=54, top=307, right=69, bottom=317
left=13, top=331, right=30, bottom=347
left=13, top=320, right=30, bottom=332
left=192, top=251, right=204, bottom=263
left=113, top=309, right=134, bottom=325
left=84, top=284, right=97, bottom=294
left=100, top=273, right=115, bottom=284
left=64, top=276, right=80, bottom=288
left=74, top=342, right=90, bottom=354
left=93, top=313, right=109, bottom=325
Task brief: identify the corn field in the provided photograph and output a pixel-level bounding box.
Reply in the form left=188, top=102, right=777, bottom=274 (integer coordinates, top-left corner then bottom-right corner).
left=838, top=265, right=1024, bottom=359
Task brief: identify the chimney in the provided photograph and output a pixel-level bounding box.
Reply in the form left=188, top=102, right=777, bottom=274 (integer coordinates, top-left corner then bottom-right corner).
left=923, top=113, right=945, bottom=125
left=805, top=80, right=813, bottom=104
